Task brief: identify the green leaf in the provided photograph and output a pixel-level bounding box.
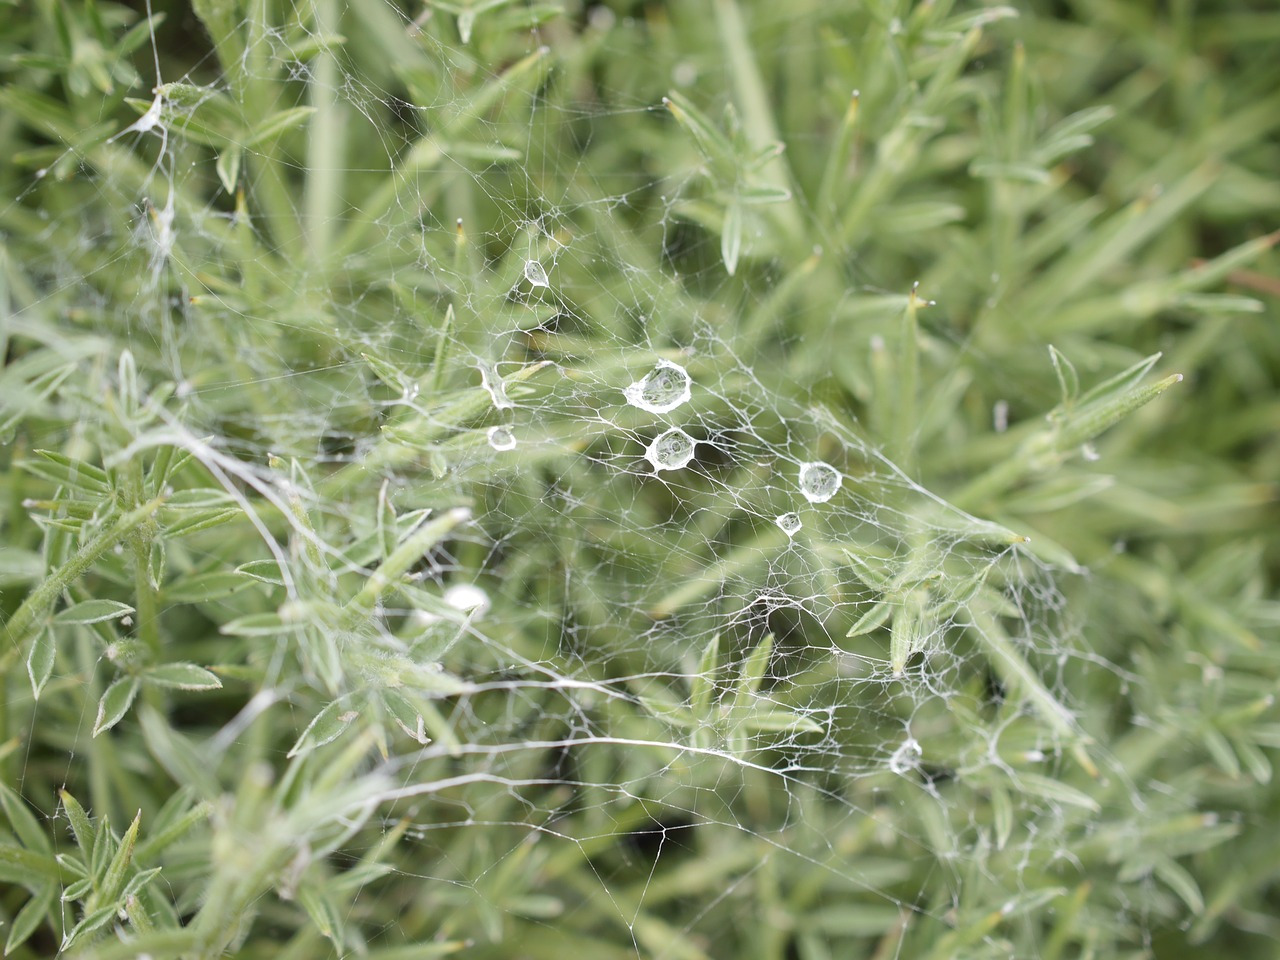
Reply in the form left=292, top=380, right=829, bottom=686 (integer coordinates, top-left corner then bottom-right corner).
left=220, top=613, right=293, bottom=636
left=20, top=451, right=111, bottom=496
left=54, top=599, right=135, bottom=625
left=59, top=791, right=96, bottom=854
left=990, top=783, right=1014, bottom=851
left=346, top=507, right=472, bottom=615
left=733, top=708, right=824, bottom=735
left=968, top=159, right=1051, bottom=183
left=137, top=708, right=220, bottom=798
left=135, top=797, right=211, bottom=862
left=663, top=91, right=735, bottom=171
left=840, top=548, right=893, bottom=592
left=163, top=508, right=241, bottom=538
left=638, top=696, right=700, bottom=729
left=445, top=141, right=523, bottom=162
left=5, top=881, right=55, bottom=955
left=243, top=106, right=317, bottom=148
left=89, top=816, right=113, bottom=877
left=0, top=843, right=63, bottom=884
left=162, top=489, right=238, bottom=509
left=162, top=571, right=254, bottom=603
left=721, top=199, right=743, bottom=276
left=122, top=866, right=163, bottom=900
left=737, top=633, right=773, bottom=697
left=93, top=677, right=141, bottom=737
left=1053, top=370, right=1183, bottom=457
left=0, top=548, right=44, bottom=586
left=299, top=884, right=346, bottom=942
left=235, top=560, right=286, bottom=586
left=362, top=352, right=410, bottom=394
left=690, top=633, right=720, bottom=720
left=878, top=200, right=966, bottom=233
left=1154, top=855, right=1205, bottom=914
left=380, top=690, right=432, bottom=744
left=216, top=145, right=241, bottom=194
left=142, top=663, right=223, bottom=691
left=1013, top=772, right=1100, bottom=813
left=288, top=698, right=360, bottom=758
left=26, top=628, right=56, bottom=699
left=967, top=606, right=1083, bottom=745
left=0, top=785, right=51, bottom=855
left=377, top=480, right=398, bottom=561
left=1076, top=351, right=1161, bottom=407
left=99, top=810, right=141, bottom=904
left=737, top=184, right=791, bottom=204
left=1047, top=345, right=1080, bottom=404
left=845, top=601, right=892, bottom=638
left=889, top=593, right=923, bottom=677
left=61, top=876, right=93, bottom=902
left=63, top=903, right=119, bottom=950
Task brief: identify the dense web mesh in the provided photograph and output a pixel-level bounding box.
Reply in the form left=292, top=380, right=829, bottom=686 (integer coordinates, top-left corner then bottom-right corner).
left=0, top=1, right=1201, bottom=957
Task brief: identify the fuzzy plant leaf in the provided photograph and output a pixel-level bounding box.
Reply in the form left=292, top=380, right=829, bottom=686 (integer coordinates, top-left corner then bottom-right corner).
left=0, top=0, right=1277, bottom=957
left=93, top=677, right=141, bottom=737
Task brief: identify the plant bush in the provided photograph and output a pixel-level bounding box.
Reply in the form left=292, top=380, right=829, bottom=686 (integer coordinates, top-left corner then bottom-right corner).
left=1, top=1, right=1277, bottom=957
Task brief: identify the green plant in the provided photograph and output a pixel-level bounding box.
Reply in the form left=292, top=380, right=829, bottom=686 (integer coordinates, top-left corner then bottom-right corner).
left=2, top=0, right=1277, bottom=957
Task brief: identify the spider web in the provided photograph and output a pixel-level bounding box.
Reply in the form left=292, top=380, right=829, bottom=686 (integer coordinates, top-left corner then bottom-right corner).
left=0, top=2, right=1178, bottom=957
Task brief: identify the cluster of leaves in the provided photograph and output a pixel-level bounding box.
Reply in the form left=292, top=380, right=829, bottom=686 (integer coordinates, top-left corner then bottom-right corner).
left=1, top=0, right=1277, bottom=958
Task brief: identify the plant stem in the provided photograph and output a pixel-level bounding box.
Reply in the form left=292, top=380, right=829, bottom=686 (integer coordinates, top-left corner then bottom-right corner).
left=3, top=495, right=168, bottom=653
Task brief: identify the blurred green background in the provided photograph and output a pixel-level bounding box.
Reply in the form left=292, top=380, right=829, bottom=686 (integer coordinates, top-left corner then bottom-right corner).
left=1, top=1, right=1277, bottom=957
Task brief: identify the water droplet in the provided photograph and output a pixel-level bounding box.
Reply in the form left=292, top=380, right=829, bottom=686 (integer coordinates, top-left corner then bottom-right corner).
left=798, top=461, right=841, bottom=503
left=775, top=512, right=802, bottom=536
left=443, top=583, right=489, bottom=617
left=645, top=428, right=696, bottom=472
left=888, top=737, right=921, bottom=775
left=487, top=426, right=516, bottom=451
left=524, top=259, right=549, bottom=287
left=624, top=359, right=692, bottom=414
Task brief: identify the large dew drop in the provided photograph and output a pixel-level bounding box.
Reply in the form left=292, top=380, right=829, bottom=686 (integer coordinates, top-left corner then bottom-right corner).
left=645, top=428, right=696, bottom=472
left=798, top=461, right=841, bottom=503
left=624, top=359, right=692, bottom=414
left=775, top=512, right=802, bottom=536
left=487, top=426, right=517, bottom=451
left=524, top=259, right=549, bottom=288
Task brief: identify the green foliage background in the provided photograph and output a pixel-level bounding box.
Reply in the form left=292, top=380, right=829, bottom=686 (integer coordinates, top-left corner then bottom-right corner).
left=1, top=0, right=1278, bottom=957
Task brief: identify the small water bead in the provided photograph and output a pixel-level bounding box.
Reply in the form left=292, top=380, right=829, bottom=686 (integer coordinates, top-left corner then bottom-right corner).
left=887, top=737, right=922, bottom=776
left=443, top=583, right=490, bottom=618
left=798, top=461, right=841, bottom=503
left=624, top=359, right=692, bottom=414
left=524, top=259, right=549, bottom=288
left=775, top=512, right=802, bottom=536
left=487, top=426, right=516, bottom=451
left=645, top=427, right=696, bottom=472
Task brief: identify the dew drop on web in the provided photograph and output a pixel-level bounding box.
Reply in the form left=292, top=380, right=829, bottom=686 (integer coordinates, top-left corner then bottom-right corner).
left=798, top=461, right=841, bottom=503
left=645, top=427, right=696, bottom=471
left=487, top=426, right=516, bottom=451
left=624, top=359, right=692, bottom=414
left=524, top=259, right=549, bottom=288
left=888, top=737, right=922, bottom=775
left=443, top=583, right=490, bottom=617
left=775, top=512, right=802, bottom=536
